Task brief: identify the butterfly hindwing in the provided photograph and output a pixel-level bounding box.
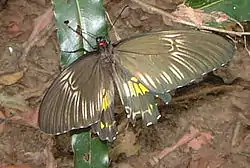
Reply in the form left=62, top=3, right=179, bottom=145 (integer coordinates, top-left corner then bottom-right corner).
left=91, top=101, right=117, bottom=142
left=113, top=65, right=162, bottom=125
left=114, top=30, right=235, bottom=93
left=39, top=52, right=114, bottom=135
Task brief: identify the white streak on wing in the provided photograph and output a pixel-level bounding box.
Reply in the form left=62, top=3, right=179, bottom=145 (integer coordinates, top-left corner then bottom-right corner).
left=75, top=91, right=80, bottom=122
left=68, top=72, right=78, bottom=91
left=145, top=74, right=157, bottom=88
left=171, top=63, right=184, bottom=80
left=170, top=52, right=195, bottom=74
left=123, top=83, right=131, bottom=97
left=84, top=99, right=87, bottom=120
left=89, top=101, right=93, bottom=118
left=161, top=37, right=174, bottom=52
left=125, top=106, right=131, bottom=114
left=175, top=39, right=185, bottom=45
left=190, top=79, right=196, bottom=83
left=132, top=111, right=141, bottom=120
left=147, top=122, right=153, bottom=126
left=138, top=73, right=150, bottom=86
left=92, top=100, right=95, bottom=118
left=66, top=87, right=72, bottom=128
left=162, top=33, right=181, bottom=38
left=98, top=90, right=102, bottom=111
left=63, top=83, right=70, bottom=110
left=62, top=82, right=68, bottom=92
left=155, top=78, right=160, bottom=85
left=81, top=99, right=85, bottom=120
left=72, top=91, right=77, bottom=123
left=173, top=52, right=199, bottom=73
left=125, top=106, right=132, bottom=118
left=60, top=71, right=71, bottom=81
left=162, top=71, right=173, bottom=84
left=97, top=91, right=100, bottom=112
left=160, top=73, right=169, bottom=84
left=147, top=106, right=152, bottom=115
left=141, top=110, right=145, bottom=120
left=169, top=66, right=179, bottom=80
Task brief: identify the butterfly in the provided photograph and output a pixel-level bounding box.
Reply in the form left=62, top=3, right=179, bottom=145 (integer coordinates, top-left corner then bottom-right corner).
left=39, top=30, right=235, bottom=142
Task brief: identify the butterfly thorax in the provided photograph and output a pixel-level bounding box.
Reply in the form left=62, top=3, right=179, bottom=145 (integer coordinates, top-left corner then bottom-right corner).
left=96, top=37, right=115, bottom=67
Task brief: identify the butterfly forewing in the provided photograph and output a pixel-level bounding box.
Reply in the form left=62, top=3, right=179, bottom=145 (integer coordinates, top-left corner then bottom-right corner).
left=39, top=52, right=114, bottom=134
left=114, top=30, right=235, bottom=93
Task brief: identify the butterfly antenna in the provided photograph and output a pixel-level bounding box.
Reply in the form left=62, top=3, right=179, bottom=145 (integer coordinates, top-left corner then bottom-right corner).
left=108, top=5, right=129, bottom=31
left=64, top=21, right=96, bottom=50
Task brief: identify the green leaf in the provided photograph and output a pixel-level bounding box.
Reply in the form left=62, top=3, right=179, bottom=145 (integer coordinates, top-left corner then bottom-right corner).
left=53, top=0, right=108, bottom=66
left=186, top=0, right=250, bottom=22
left=72, top=132, right=109, bottom=168
left=52, top=0, right=110, bottom=167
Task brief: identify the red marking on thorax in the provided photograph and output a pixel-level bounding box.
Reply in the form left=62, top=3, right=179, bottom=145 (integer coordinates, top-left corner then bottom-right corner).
left=99, top=41, right=107, bottom=47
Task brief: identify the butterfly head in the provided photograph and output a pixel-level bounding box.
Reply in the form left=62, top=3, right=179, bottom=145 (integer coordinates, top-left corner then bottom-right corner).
left=96, top=36, right=109, bottom=49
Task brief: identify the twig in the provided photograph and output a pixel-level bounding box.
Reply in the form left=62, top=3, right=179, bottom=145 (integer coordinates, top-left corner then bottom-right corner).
left=149, top=127, right=200, bottom=166
left=238, top=112, right=250, bottom=126
left=131, top=0, right=250, bottom=36
left=231, top=121, right=241, bottom=147
left=237, top=152, right=250, bottom=157
left=230, top=17, right=250, bottom=56
left=105, top=11, right=121, bottom=41
left=172, top=85, right=242, bottom=103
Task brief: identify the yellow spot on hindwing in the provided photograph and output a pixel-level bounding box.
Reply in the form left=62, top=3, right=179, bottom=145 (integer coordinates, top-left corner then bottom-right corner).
left=130, top=77, right=138, bottom=82
left=138, top=83, right=149, bottom=94
left=133, top=82, right=141, bottom=95
left=126, top=77, right=150, bottom=96
left=100, top=122, right=114, bottom=129
left=102, top=89, right=110, bottom=110
left=128, top=81, right=136, bottom=96
left=100, top=122, right=105, bottom=129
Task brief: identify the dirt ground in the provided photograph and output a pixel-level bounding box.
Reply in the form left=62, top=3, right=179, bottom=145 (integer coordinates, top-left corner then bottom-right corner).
left=1, top=0, right=250, bottom=168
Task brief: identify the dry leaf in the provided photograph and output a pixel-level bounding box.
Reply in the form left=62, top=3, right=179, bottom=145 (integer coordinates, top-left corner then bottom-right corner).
left=0, top=110, right=6, bottom=133
left=0, top=92, right=30, bottom=112
left=111, top=130, right=140, bottom=159
left=156, top=126, right=200, bottom=161
left=113, top=162, right=134, bottom=168
left=44, top=138, right=57, bottom=168
left=187, top=132, right=213, bottom=150
left=150, top=127, right=212, bottom=166
left=24, top=139, right=56, bottom=168
left=3, top=10, right=26, bottom=37
left=0, top=165, right=31, bottom=168
left=172, top=4, right=231, bottom=26
left=214, top=49, right=250, bottom=83
left=172, top=4, right=205, bottom=25
left=230, top=90, right=250, bottom=112
left=21, top=7, right=55, bottom=69
left=0, top=71, right=24, bottom=85
left=11, top=108, right=39, bottom=128
left=24, top=7, right=54, bottom=48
